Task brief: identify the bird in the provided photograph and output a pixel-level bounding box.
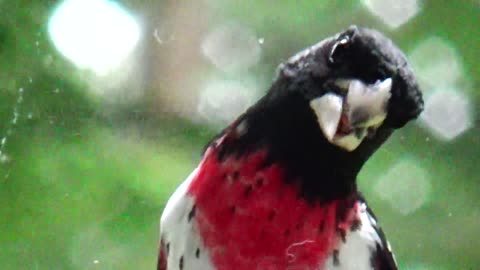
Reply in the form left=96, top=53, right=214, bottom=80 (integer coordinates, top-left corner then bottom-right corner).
left=157, top=25, right=424, bottom=270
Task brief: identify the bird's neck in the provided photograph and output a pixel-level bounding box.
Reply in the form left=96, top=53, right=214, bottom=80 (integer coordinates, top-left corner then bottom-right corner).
left=212, top=93, right=371, bottom=203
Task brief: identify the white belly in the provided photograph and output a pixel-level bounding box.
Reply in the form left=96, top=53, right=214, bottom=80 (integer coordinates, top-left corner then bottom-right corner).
left=160, top=169, right=216, bottom=270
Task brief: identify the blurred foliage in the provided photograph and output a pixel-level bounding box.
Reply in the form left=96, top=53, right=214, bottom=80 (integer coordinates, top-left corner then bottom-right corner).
left=0, top=0, right=478, bottom=269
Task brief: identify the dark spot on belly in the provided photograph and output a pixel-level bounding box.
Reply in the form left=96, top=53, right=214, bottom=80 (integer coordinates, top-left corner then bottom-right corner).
left=232, top=170, right=239, bottom=181
left=230, top=205, right=236, bottom=214
left=195, top=248, right=200, bottom=258
left=333, top=249, right=340, bottom=266
left=188, top=205, right=196, bottom=222
left=337, top=228, right=347, bottom=243
left=244, top=185, right=253, bottom=197
left=255, top=177, right=264, bottom=187
left=268, top=210, right=276, bottom=221
left=166, top=242, right=170, bottom=255
left=318, top=220, right=325, bottom=233
left=179, top=255, right=184, bottom=270
left=295, top=222, right=303, bottom=230
left=350, top=219, right=362, bottom=232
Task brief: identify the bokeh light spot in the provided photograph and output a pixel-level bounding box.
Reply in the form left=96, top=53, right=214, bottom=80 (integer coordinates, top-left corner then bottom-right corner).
left=409, top=37, right=463, bottom=93
left=201, top=23, right=261, bottom=73
left=420, top=88, right=472, bottom=141
left=362, top=0, right=420, bottom=28
left=48, top=0, right=140, bottom=75
left=375, top=158, right=431, bottom=215
left=197, top=78, right=260, bottom=126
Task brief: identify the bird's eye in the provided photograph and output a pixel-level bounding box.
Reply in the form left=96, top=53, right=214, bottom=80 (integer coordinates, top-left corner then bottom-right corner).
left=328, top=36, right=351, bottom=65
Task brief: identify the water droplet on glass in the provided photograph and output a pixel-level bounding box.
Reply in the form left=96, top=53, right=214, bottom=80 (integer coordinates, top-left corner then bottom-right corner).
left=11, top=113, right=18, bottom=125
left=153, top=29, right=163, bottom=44
left=153, top=28, right=174, bottom=45
left=43, top=54, right=54, bottom=67
left=0, top=153, right=10, bottom=164
left=0, top=81, right=26, bottom=168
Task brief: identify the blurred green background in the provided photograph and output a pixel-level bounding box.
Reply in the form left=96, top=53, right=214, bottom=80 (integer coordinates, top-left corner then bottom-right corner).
left=0, top=0, right=478, bottom=269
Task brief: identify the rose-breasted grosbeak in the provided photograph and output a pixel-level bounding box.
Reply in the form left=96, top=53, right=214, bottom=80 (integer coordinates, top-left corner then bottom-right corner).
left=157, top=25, right=423, bottom=270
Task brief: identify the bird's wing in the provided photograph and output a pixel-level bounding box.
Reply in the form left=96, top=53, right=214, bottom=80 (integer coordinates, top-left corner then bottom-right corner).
left=363, top=200, right=398, bottom=270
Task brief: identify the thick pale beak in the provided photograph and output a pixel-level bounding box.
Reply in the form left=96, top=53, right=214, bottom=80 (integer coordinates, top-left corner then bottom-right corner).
left=309, top=78, right=392, bottom=151
left=309, top=93, right=343, bottom=141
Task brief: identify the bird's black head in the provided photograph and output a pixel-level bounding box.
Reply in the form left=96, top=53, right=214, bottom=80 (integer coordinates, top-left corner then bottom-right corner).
left=270, top=25, right=424, bottom=152
left=217, top=26, right=424, bottom=201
